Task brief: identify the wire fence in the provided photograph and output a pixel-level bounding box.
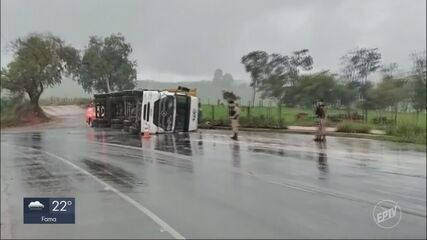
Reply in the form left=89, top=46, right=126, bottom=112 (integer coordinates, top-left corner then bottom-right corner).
left=39, top=97, right=92, bottom=106
left=200, top=102, right=330, bottom=126
left=200, top=102, right=424, bottom=127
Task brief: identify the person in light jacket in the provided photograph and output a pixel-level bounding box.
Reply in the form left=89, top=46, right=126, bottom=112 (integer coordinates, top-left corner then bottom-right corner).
left=228, top=100, right=240, bottom=141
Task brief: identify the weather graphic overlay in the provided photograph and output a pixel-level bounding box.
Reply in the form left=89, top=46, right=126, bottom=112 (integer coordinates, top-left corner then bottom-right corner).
left=24, top=198, right=75, bottom=224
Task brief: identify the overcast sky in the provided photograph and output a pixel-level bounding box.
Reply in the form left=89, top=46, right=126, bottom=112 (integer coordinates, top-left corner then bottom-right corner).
left=1, top=0, right=426, bottom=82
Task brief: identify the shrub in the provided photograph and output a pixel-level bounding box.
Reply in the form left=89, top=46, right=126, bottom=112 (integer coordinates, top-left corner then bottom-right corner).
left=1, top=100, right=33, bottom=127
left=39, top=97, right=92, bottom=106
left=295, top=112, right=308, bottom=120
left=386, top=123, right=426, bottom=144
left=336, top=121, right=372, bottom=133
left=1, top=98, right=11, bottom=113
left=240, top=116, right=286, bottom=129
left=371, top=116, right=394, bottom=125
left=199, top=116, right=287, bottom=129
left=328, top=113, right=364, bottom=123
left=328, top=114, right=343, bottom=123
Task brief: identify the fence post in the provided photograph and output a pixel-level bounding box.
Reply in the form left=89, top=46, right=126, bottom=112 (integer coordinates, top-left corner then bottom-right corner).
left=211, top=105, right=215, bottom=120
left=247, top=101, right=251, bottom=120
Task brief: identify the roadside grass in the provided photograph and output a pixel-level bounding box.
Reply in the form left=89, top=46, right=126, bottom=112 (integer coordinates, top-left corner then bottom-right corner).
left=1, top=98, right=50, bottom=128
left=201, top=104, right=426, bottom=127
left=1, top=100, right=33, bottom=127
left=385, top=121, right=426, bottom=144
left=336, top=121, right=372, bottom=134
left=202, top=105, right=318, bottom=124
left=201, top=104, right=426, bottom=144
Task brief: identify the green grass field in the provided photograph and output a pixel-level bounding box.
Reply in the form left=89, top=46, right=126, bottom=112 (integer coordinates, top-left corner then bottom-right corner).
left=201, top=104, right=426, bottom=144
left=202, top=105, right=425, bottom=126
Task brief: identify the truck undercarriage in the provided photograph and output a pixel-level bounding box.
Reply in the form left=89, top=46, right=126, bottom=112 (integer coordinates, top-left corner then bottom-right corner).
left=92, top=89, right=198, bottom=134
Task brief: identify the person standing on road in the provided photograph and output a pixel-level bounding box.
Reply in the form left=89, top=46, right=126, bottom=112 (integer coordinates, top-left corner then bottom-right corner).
left=314, top=99, right=327, bottom=142
left=228, top=100, right=240, bottom=140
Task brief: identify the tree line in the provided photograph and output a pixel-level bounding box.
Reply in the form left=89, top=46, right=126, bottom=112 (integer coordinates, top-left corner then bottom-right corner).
left=241, top=48, right=426, bottom=122
left=1, top=32, right=425, bottom=122
left=1, top=33, right=137, bottom=116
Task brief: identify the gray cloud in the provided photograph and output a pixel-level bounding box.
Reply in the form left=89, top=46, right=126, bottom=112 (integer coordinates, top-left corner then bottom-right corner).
left=1, top=0, right=426, bottom=82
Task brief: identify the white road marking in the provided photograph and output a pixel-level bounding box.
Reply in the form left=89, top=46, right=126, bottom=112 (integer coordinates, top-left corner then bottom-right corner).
left=90, top=141, right=426, bottom=218
left=92, top=141, right=193, bottom=161
left=7, top=136, right=425, bottom=218
left=7, top=143, right=185, bottom=239
left=374, top=189, right=427, bottom=202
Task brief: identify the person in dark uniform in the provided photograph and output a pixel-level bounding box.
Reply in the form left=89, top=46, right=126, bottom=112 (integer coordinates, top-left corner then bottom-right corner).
left=314, top=99, right=327, bottom=142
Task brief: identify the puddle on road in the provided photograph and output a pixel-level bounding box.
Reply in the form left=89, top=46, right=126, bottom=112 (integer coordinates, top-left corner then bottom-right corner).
left=82, top=158, right=144, bottom=190
left=248, top=146, right=286, bottom=157
left=15, top=151, right=74, bottom=193
left=90, top=129, right=197, bottom=156
left=155, top=155, right=194, bottom=172
left=316, top=142, right=329, bottom=179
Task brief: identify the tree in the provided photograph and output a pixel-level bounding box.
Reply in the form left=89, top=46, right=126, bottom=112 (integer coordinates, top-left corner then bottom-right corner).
left=368, top=78, right=408, bottom=123
left=340, top=47, right=382, bottom=122
left=341, top=47, right=382, bottom=84
left=241, top=49, right=313, bottom=107
left=258, top=49, right=313, bottom=103
left=409, top=51, right=426, bottom=122
left=381, top=62, right=398, bottom=79
left=283, top=71, right=357, bottom=109
left=0, top=33, right=80, bottom=116
left=241, top=51, right=268, bottom=106
left=78, top=33, right=137, bottom=93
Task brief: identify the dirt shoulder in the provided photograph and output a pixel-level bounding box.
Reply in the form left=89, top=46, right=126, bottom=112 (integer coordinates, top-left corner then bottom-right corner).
left=1, top=105, right=84, bottom=130
left=199, top=125, right=392, bottom=142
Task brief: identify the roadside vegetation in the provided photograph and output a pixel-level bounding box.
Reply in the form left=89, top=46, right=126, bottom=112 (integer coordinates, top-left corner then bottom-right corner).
left=200, top=104, right=426, bottom=144
left=0, top=32, right=425, bottom=144
left=336, top=121, right=372, bottom=134
left=39, top=97, right=92, bottom=106
left=0, top=96, right=49, bottom=128
left=200, top=48, right=426, bottom=144
left=385, top=122, right=426, bottom=144
left=1, top=32, right=136, bottom=127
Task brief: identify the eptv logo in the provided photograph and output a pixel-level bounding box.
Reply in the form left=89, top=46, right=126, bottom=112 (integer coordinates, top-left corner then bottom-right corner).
left=373, top=200, right=401, bottom=228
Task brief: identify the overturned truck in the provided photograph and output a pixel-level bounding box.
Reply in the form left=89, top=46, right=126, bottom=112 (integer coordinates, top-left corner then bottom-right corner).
left=92, top=88, right=199, bottom=134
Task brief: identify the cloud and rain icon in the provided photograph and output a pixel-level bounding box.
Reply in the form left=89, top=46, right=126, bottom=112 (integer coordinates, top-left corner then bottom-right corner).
left=28, top=201, right=44, bottom=210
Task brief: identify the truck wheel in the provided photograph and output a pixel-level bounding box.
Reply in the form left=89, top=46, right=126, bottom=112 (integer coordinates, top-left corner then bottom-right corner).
left=123, top=125, right=130, bottom=132
left=123, top=120, right=132, bottom=126
left=111, top=118, right=123, bottom=124
left=129, top=126, right=139, bottom=135
left=111, top=123, right=124, bottom=129
left=92, top=119, right=102, bottom=128
left=93, top=119, right=107, bottom=127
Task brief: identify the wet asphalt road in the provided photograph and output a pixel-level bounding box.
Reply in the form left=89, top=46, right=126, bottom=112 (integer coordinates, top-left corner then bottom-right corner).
left=1, top=113, right=426, bottom=239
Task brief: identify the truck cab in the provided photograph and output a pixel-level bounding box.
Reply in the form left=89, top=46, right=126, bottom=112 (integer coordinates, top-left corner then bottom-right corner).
left=141, top=90, right=198, bottom=134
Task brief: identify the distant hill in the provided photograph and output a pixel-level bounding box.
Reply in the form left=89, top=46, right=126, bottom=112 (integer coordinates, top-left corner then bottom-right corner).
left=39, top=70, right=262, bottom=104
left=137, top=79, right=259, bottom=104
left=42, top=78, right=90, bottom=98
